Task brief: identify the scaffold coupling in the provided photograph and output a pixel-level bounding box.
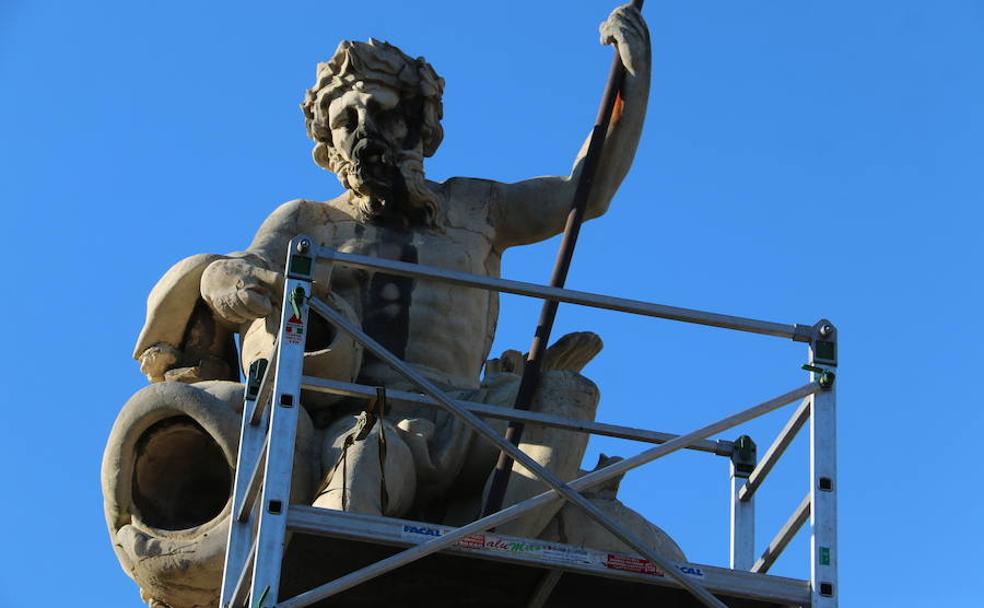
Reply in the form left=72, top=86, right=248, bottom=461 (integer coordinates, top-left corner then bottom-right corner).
left=810, top=319, right=838, bottom=368
left=802, top=364, right=836, bottom=389
left=731, top=435, right=757, bottom=477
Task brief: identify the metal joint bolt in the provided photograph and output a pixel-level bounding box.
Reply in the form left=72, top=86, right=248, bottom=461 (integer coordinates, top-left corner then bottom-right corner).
left=819, top=323, right=834, bottom=338
left=818, top=371, right=835, bottom=389
left=296, top=238, right=311, bottom=254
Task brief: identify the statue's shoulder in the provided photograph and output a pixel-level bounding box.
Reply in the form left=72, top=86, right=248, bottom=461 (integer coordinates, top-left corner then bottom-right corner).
left=437, top=176, right=498, bottom=202
left=257, top=194, right=359, bottom=233
left=433, top=177, right=498, bottom=230
left=315, top=193, right=363, bottom=224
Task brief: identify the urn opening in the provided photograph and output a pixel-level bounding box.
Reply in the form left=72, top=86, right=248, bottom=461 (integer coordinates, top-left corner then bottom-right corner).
left=132, top=416, right=232, bottom=531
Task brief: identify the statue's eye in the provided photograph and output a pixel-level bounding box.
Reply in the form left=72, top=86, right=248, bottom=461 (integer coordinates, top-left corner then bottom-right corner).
left=333, top=107, right=358, bottom=130
left=379, top=108, right=403, bottom=127
left=343, top=108, right=358, bottom=129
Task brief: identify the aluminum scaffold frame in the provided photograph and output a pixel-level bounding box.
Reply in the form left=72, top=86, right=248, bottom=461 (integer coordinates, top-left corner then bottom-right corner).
left=219, top=235, right=839, bottom=608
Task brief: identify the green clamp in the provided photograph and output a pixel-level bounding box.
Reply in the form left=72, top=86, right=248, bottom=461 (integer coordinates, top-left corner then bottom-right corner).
left=289, top=286, right=306, bottom=320
left=802, top=364, right=836, bottom=389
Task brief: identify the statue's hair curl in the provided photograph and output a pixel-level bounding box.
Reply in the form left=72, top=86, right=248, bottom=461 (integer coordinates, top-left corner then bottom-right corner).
left=301, top=39, right=445, bottom=157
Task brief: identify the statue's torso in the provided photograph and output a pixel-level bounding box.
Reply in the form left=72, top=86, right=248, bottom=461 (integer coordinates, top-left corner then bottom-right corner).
left=294, top=192, right=502, bottom=390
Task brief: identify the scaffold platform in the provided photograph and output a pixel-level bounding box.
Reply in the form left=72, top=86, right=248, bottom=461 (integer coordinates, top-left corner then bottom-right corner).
left=277, top=507, right=810, bottom=607
left=219, top=237, right=839, bottom=608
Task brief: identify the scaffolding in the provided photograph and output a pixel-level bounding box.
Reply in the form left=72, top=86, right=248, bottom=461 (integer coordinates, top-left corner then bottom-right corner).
left=218, top=235, right=839, bottom=607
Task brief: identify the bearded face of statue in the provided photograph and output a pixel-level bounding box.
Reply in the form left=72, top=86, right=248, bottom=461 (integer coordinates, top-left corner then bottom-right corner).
left=321, top=81, right=437, bottom=225
left=303, top=40, right=445, bottom=225
left=327, top=82, right=404, bottom=199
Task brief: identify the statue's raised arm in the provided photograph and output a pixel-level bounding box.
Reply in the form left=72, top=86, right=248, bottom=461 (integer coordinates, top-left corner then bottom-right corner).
left=492, top=4, right=651, bottom=248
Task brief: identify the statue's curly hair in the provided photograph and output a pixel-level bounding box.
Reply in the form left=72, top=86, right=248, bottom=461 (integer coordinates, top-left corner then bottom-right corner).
left=301, top=39, right=445, bottom=158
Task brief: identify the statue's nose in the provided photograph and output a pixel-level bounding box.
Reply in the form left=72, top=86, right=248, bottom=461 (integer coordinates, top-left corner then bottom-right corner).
left=358, top=114, right=380, bottom=138
left=352, top=121, right=383, bottom=150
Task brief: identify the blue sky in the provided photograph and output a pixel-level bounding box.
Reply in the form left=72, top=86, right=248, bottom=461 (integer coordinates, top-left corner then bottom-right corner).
left=1, top=1, right=981, bottom=606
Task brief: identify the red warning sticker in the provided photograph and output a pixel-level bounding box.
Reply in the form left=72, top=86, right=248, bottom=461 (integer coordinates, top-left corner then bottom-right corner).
left=285, top=314, right=304, bottom=344
left=457, top=534, right=485, bottom=550
left=605, top=554, right=663, bottom=576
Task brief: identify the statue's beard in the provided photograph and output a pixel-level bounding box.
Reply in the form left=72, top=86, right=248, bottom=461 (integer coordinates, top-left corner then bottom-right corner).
left=325, top=144, right=440, bottom=227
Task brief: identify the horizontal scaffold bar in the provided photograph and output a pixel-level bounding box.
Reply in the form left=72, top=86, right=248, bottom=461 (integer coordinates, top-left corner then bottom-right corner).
left=300, top=375, right=733, bottom=456
left=316, top=247, right=813, bottom=342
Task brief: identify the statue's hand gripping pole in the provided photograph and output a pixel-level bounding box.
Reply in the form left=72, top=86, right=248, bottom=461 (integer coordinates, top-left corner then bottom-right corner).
left=481, top=0, right=646, bottom=518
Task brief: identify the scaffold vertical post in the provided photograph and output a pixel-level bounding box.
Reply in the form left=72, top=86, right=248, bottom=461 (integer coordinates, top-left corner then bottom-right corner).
left=730, top=435, right=756, bottom=570
left=808, top=319, right=838, bottom=606
left=249, top=236, right=315, bottom=607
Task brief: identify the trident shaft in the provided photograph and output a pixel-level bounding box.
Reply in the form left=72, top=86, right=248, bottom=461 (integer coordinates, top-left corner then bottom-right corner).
left=482, top=0, right=647, bottom=517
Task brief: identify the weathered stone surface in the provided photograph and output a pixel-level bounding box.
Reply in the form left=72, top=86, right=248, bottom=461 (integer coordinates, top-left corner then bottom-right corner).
left=102, top=5, right=682, bottom=607
left=101, top=381, right=318, bottom=608
left=539, top=454, right=687, bottom=562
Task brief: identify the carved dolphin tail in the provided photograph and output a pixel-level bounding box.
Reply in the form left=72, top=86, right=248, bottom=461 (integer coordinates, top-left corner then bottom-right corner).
left=101, top=380, right=317, bottom=608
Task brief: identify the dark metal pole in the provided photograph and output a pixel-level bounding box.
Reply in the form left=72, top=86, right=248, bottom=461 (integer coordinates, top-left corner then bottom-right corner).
left=481, top=0, right=646, bottom=518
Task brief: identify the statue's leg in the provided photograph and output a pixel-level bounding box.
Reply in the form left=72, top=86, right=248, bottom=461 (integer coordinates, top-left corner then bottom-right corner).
left=440, top=374, right=517, bottom=525
left=313, top=415, right=417, bottom=516
left=487, top=370, right=600, bottom=538
left=538, top=455, right=687, bottom=561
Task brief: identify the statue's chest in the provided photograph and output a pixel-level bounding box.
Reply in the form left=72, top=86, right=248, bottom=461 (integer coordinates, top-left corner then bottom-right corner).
left=330, top=223, right=491, bottom=273
left=326, top=222, right=492, bottom=358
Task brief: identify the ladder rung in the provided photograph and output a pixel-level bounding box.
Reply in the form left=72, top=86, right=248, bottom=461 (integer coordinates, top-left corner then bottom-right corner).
left=237, top=435, right=269, bottom=523
left=229, top=537, right=257, bottom=608
left=248, top=355, right=278, bottom=426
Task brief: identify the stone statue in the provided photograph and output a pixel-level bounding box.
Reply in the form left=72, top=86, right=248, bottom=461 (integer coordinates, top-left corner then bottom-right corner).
left=102, top=5, right=685, bottom=607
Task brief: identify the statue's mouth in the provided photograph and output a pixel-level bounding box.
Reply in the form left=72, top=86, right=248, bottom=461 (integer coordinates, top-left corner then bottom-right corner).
left=351, top=138, right=395, bottom=186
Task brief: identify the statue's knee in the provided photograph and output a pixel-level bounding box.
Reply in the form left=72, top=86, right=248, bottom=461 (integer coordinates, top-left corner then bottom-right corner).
left=534, top=370, right=600, bottom=421
left=318, top=416, right=416, bottom=515
left=321, top=415, right=361, bottom=453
